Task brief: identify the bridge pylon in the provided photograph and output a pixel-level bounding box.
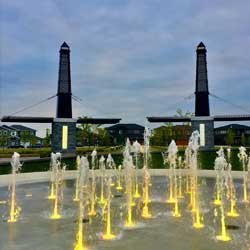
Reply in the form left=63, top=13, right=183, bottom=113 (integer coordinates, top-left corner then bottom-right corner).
left=192, top=42, right=214, bottom=149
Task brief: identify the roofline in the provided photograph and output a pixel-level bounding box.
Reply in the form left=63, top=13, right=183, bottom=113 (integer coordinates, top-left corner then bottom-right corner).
left=214, top=123, right=250, bottom=130
left=1, top=125, right=18, bottom=131
left=11, top=125, right=37, bottom=131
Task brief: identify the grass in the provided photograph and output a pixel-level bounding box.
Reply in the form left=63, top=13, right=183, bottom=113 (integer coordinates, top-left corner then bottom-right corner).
left=0, top=146, right=123, bottom=158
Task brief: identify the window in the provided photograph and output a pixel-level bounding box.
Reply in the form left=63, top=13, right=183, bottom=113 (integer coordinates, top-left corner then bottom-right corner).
left=218, top=130, right=226, bottom=135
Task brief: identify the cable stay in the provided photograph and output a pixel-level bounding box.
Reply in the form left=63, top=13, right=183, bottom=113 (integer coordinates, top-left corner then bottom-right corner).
left=9, top=94, right=57, bottom=116
left=72, top=94, right=115, bottom=118
left=209, top=93, right=250, bottom=114
left=72, top=94, right=82, bottom=103
left=163, top=93, right=194, bottom=114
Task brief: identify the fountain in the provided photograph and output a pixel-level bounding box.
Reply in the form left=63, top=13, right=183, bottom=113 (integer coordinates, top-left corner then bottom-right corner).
left=187, top=131, right=204, bottom=229
left=163, top=141, right=175, bottom=204
left=123, top=139, right=136, bottom=227
left=98, top=155, right=106, bottom=205
left=177, top=156, right=184, bottom=199
left=214, top=147, right=231, bottom=241
left=50, top=152, right=63, bottom=220
left=88, top=149, right=97, bottom=216
left=116, top=165, right=123, bottom=191
left=102, top=177, right=117, bottom=240
left=7, top=152, right=22, bottom=223
left=213, top=148, right=224, bottom=206
left=106, top=153, right=116, bottom=187
left=73, top=156, right=89, bottom=250
left=184, top=147, right=191, bottom=194
left=73, top=156, right=81, bottom=202
left=2, top=133, right=250, bottom=250
left=226, top=163, right=239, bottom=217
left=163, top=140, right=181, bottom=217
left=48, top=153, right=58, bottom=200
left=238, top=146, right=249, bottom=202
left=141, top=127, right=152, bottom=219
left=132, top=140, right=141, bottom=198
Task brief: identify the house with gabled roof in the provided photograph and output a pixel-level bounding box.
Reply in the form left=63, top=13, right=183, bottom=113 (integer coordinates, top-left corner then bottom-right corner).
left=107, top=123, right=145, bottom=145
left=214, top=124, right=250, bottom=145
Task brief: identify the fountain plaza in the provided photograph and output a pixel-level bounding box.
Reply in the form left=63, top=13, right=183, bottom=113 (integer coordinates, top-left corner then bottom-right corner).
left=0, top=129, right=250, bottom=250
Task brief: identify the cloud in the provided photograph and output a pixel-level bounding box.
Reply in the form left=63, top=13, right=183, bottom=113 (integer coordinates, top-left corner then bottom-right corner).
left=0, top=0, right=250, bottom=136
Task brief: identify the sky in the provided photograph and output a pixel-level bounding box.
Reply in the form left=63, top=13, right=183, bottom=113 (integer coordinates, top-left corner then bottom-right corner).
left=0, top=0, right=250, bottom=137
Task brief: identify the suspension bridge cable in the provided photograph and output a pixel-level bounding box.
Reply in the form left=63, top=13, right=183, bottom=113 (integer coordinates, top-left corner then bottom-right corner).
left=72, top=94, right=82, bottom=102
left=163, top=93, right=194, bottom=114
left=9, top=94, right=57, bottom=116
left=72, top=95, right=82, bottom=104
left=209, top=93, right=250, bottom=114
left=72, top=94, right=115, bottom=117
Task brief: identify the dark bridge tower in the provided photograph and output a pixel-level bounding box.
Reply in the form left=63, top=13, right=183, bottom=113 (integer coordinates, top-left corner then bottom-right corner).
left=192, top=42, right=214, bottom=149
left=195, top=42, right=210, bottom=116
left=52, top=42, right=76, bottom=155
left=56, top=42, right=72, bottom=118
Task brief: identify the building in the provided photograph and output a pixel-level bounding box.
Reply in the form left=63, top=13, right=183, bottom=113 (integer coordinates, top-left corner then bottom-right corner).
left=151, top=125, right=192, bottom=146
left=0, top=125, right=20, bottom=147
left=0, top=124, right=43, bottom=148
left=107, top=123, right=145, bottom=145
left=214, top=124, right=250, bottom=146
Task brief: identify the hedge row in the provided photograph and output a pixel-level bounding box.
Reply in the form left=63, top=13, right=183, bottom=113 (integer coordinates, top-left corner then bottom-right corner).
left=0, top=146, right=123, bottom=158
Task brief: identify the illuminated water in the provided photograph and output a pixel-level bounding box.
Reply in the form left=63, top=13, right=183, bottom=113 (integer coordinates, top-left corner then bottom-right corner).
left=0, top=177, right=249, bottom=250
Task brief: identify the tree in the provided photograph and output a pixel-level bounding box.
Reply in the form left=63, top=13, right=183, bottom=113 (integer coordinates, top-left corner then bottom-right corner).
left=151, top=126, right=173, bottom=146
left=43, top=129, right=51, bottom=147
left=77, top=116, right=103, bottom=146
left=0, top=134, right=8, bottom=151
left=225, top=129, right=235, bottom=146
left=246, top=136, right=250, bottom=146
left=241, top=133, right=246, bottom=146
left=97, top=128, right=112, bottom=146
left=77, top=123, right=92, bottom=146
left=175, top=108, right=194, bottom=125
left=30, top=135, right=38, bottom=146
left=20, top=131, right=31, bottom=147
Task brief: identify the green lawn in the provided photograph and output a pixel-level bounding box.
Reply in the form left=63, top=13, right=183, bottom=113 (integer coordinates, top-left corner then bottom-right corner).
left=0, top=146, right=123, bottom=158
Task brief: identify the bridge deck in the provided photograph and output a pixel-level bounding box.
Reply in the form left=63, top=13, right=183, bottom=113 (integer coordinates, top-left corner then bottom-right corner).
left=214, top=115, right=250, bottom=121
left=1, top=116, right=121, bottom=124
left=147, top=115, right=250, bottom=123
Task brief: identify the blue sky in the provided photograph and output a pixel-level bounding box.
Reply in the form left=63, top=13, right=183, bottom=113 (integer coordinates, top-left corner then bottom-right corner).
left=0, top=0, right=250, bottom=136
